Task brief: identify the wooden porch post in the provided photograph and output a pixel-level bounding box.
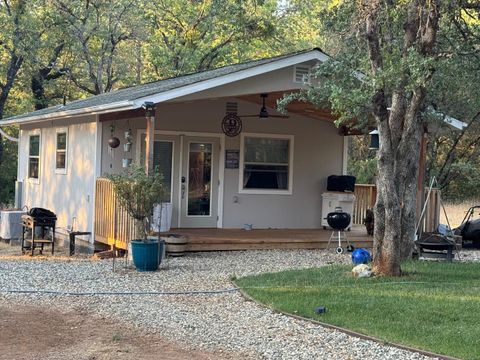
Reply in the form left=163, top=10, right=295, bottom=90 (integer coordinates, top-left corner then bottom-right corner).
left=143, top=102, right=156, bottom=175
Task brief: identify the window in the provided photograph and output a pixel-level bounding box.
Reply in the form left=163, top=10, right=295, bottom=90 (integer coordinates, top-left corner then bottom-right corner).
left=55, top=129, right=68, bottom=173
left=28, top=133, right=40, bottom=180
left=293, top=65, right=311, bottom=84
left=240, top=134, right=293, bottom=194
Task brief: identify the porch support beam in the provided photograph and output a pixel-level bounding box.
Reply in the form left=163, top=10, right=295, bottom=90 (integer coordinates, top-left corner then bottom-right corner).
left=143, top=102, right=156, bottom=175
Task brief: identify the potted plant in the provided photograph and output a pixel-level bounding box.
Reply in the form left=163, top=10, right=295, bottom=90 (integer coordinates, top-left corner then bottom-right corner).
left=108, top=165, right=167, bottom=271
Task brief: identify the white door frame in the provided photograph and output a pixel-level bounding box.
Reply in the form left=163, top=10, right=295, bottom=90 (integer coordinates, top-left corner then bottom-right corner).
left=136, top=129, right=225, bottom=228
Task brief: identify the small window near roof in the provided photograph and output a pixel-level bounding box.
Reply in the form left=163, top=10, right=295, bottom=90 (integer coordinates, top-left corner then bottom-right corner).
left=55, top=129, right=67, bottom=173
left=28, top=134, right=40, bottom=180
left=293, top=65, right=311, bottom=84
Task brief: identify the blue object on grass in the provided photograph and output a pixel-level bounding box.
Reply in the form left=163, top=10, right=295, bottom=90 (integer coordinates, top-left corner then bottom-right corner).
left=352, top=248, right=371, bottom=264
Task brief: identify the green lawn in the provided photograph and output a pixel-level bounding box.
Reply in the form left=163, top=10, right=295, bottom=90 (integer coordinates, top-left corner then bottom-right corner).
left=235, top=261, right=480, bottom=359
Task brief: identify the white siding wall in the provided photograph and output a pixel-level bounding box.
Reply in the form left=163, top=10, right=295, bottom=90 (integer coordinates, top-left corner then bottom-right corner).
left=19, top=116, right=97, bottom=240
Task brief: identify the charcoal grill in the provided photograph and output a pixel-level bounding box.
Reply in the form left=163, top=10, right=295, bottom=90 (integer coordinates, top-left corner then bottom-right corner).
left=21, top=208, right=57, bottom=256
left=325, top=208, right=353, bottom=254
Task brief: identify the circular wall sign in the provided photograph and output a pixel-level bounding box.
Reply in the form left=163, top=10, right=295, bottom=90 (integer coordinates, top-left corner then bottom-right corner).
left=221, top=113, right=242, bottom=137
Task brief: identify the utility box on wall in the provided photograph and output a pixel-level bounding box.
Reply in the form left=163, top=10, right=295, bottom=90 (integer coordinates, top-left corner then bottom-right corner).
left=321, top=192, right=355, bottom=230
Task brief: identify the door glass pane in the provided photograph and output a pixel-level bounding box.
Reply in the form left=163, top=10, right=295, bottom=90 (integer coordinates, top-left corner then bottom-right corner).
left=188, top=143, right=212, bottom=216
left=141, top=135, right=173, bottom=202
left=153, top=141, right=172, bottom=202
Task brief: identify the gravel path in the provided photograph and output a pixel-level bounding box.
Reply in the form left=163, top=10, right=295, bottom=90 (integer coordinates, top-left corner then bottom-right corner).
left=1, top=249, right=479, bottom=359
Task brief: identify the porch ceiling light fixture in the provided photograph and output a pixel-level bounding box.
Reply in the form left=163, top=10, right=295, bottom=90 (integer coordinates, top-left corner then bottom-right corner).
left=369, top=129, right=379, bottom=150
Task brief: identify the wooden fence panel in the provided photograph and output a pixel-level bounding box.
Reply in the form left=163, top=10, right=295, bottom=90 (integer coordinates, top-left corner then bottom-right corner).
left=352, top=184, right=441, bottom=232
left=94, top=178, right=137, bottom=250
left=353, top=184, right=376, bottom=225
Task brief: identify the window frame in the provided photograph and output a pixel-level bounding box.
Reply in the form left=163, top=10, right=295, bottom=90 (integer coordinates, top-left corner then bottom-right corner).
left=55, top=128, right=68, bottom=174
left=239, top=133, right=294, bottom=195
left=28, top=130, right=41, bottom=184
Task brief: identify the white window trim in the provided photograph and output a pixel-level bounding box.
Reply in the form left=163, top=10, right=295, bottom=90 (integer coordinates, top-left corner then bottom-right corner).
left=27, top=129, right=41, bottom=184
left=55, top=127, right=68, bottom=174
left=239, top=133, right=294, bottom=195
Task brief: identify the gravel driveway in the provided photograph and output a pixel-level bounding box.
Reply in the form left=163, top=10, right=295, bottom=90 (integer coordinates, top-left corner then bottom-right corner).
left=1, top=249, right=478, bottom=359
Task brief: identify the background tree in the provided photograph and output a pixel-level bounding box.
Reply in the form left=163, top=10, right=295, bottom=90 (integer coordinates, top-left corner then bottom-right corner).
left=424, top=9, right=480, bottom=201
left=0, top=0, right=27, bottom=164
left=143, top=0, right=323, bottom=78
left=53, top=0, right=142, bottom=94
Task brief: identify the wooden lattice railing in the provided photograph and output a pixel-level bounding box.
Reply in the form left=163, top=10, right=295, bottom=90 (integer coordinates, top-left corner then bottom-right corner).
left=353, top=184, right=441, bottom=233
left=94, top=178, right=138, bottom=250
left=353, top=184, right=377, bottom=225
left=94, top=179, right=441, bottom=244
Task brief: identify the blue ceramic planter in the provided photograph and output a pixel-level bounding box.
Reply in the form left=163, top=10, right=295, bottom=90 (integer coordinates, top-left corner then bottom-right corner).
left=131, top=239, right=164, bottom=271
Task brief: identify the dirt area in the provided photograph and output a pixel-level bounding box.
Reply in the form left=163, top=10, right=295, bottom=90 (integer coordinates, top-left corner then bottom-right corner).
left=0, top=303, right=229, bottom=360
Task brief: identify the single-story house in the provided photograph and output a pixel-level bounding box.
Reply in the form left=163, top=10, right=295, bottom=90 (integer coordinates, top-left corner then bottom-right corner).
left=0, top=48, right=455, bottom=250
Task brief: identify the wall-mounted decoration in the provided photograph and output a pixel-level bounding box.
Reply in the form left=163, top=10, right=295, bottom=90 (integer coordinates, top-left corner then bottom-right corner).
left=108, top=124, right=120, bottom=148
left=221, top=113, right=242, bottom=137
left=225, top=150, right=240, bottom=169
left=122, top=158, right=132, bottom=168
left=109, top=137, right=120, bottom=148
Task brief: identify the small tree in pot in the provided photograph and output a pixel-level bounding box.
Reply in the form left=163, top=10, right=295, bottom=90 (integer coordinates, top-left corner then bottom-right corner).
left=108, top=165, right=167, bottom=271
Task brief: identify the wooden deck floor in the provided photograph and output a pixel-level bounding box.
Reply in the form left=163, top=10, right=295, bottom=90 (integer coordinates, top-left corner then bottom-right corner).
left=169, top=226, right=373, bottom=251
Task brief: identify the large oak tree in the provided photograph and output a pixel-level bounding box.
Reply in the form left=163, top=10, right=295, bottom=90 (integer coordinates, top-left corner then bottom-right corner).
left=281, top=0, right=479, bottom=276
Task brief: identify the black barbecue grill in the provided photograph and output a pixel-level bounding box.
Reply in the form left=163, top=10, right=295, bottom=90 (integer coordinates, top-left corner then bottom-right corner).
left=21, top=208, right=57, bottom=256
left=326, top=208, right=353, bottom=254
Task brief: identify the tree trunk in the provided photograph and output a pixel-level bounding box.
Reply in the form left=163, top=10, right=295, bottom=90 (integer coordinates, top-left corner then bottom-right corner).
left=365, top=0, right=440, bottom=276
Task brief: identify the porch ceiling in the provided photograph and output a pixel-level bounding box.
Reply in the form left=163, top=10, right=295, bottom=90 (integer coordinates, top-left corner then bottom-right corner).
left=98, top=90, right=364, bottom=135
left=236, top=91, right=364, bottom=135
left=236, top=91, right=337, bottom=123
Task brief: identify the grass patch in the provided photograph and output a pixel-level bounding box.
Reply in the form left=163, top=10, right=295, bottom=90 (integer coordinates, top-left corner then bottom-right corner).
left=235, top=261, right=480, bottom=359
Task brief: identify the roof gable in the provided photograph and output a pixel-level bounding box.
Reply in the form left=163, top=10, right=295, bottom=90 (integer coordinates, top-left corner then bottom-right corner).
left=1, top=48, right=328, bottom=125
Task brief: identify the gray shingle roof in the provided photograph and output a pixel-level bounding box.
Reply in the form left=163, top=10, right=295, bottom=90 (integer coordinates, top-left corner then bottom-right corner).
left=3, top=48, right=322, bottom=123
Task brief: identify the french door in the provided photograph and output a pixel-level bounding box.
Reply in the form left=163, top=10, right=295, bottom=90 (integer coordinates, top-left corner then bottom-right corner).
left=141, top=133, right=220, bottom=228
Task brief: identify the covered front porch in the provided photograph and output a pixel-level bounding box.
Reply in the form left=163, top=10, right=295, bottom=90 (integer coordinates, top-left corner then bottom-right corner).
left=94, top=179, right=376, bottom=251
left=94, top=179, right=440, bottom=252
